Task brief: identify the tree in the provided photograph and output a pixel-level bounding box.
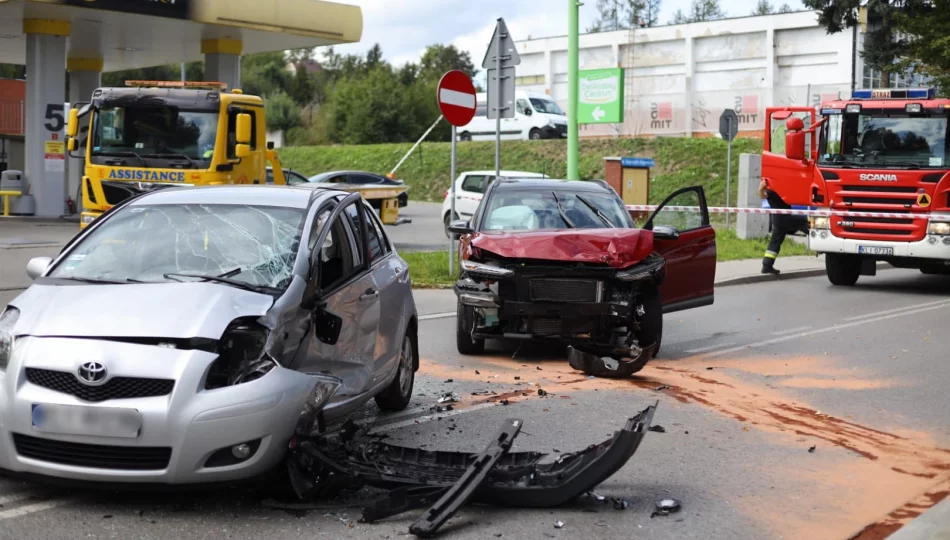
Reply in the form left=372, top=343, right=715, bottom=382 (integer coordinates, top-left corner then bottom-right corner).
left=588, top=0, right=652, bottom=31
left=752, top=0, right=774, bottom=15
left=289, top=64, right=316, bottom=106
left=365, top=43, right=384, bottom=71
left=672, top=0, right=727, bottom=23
left=644, top=0, right=662, bottom=26
left=264, top=90, right=303, bottom=133
left=894, top=2, right=950, bottom=93
left=418, top=44, right=476, bottom=81
left=779, top=3, right=794, bottom=13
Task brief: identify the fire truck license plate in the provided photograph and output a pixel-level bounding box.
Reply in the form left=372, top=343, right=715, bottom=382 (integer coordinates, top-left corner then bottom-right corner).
left=858, top=246, right=894, bottom=256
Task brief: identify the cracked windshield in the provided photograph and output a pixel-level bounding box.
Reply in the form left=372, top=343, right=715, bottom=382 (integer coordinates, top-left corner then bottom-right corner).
left=47, top=204, right=305, bottom=289
left=820, top=111, right=949, bottom=168
left=93, top=106, right=219, bottom=162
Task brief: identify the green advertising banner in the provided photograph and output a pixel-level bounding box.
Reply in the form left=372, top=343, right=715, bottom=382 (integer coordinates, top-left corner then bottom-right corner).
left=578, top=68, right=624, bottom=124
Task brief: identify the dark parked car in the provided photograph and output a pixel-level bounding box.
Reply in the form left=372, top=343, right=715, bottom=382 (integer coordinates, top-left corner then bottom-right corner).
left=266, top=167, right=309, bottom=185
left=308, top=171, right=408, bottom=208
left=449, top=178, right=716, bottom=377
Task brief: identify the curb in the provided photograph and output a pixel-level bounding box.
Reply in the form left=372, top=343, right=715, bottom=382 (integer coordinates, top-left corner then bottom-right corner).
left=715, top=261, right=894, bottom=288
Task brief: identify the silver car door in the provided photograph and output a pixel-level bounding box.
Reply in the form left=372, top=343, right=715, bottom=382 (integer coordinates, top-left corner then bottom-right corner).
left=362, top=205, right=406, bottom=381
left=298, top=196, right=380, bottom=399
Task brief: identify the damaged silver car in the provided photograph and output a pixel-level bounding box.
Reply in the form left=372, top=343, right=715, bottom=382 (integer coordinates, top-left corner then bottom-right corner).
left=0, top=185, right=418, bottom=484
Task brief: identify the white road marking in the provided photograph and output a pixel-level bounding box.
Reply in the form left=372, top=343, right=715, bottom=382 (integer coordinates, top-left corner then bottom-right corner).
left=770, top=326, right=812, bottom=336
left=0, top=498, right=78, bottom=521
left=704, top=301, right=950, bottom=358
left=370, top=402, right=497, bottom=433
left=843, top=298, right=950, bottom=322
left=0, top=491, right=41, bottom=506
left=684, top=342, right=737, bottom=354
left=419, top=311, right=456, bottom=321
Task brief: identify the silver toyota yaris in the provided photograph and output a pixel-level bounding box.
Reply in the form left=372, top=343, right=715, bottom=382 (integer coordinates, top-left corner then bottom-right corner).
left=0, top=185, right=418, bottom=484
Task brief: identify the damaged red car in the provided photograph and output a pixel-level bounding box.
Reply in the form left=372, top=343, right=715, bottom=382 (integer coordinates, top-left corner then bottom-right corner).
left=448, top=178, right=716, bottom=377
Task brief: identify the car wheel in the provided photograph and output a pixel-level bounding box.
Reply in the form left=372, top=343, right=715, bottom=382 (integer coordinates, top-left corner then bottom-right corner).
left=457, top=302, right=485, bottom=355
left=375, top=331, right=415, bottom=411
left=826, top=253, right=861, bottom=286
left=459, top=132, right=472, bottom=142
left=529, top=129, right=541, bottom=140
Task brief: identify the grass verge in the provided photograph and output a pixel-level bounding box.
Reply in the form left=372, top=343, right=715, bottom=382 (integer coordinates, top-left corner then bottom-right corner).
left=401, top=229, right=814, bottom=289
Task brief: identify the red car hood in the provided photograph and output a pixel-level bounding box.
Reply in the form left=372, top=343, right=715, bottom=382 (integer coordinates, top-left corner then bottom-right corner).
left=469, top=229, right=654, bottom=269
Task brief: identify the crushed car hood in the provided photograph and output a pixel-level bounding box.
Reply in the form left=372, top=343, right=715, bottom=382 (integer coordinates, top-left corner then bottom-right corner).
left=470, top=229, right=654, bottom=269
left=10, top=282, right=274, bottom=340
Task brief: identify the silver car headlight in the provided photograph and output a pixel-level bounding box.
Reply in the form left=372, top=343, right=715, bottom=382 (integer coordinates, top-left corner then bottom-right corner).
left=205, top=318, right=279, bottom=390
left=0, top=307, right=20, bottom=371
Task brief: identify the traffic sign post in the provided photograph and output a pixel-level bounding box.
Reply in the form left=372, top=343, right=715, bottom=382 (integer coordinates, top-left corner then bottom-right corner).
left=482, top=18, right=520, bottom=178
left=437, top=70, right=477, bottom=276
left=720, top=109, right=739, bottom=228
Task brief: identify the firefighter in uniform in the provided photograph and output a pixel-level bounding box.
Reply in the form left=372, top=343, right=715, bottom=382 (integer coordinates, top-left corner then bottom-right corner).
left=759, top=178, right=809, bottom=274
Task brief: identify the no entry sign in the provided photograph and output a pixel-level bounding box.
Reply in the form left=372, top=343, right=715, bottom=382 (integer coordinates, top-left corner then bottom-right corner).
left=437, top=70, right=477, bottom=127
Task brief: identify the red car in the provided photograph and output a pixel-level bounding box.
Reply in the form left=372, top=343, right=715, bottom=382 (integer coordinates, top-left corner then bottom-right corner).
left=448, top=178, right=716, bottom=377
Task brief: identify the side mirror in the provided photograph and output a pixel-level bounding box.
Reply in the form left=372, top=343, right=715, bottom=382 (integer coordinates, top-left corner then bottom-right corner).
left=66, top=108, right=79, bottom=138
left=67, top=138, right=77, bottom=152
left=236, top=113, right=252, bottom=144
left=524, top=108, right=532, bottom=116
left=448, top=219, right=473, bottom=235
left=26, top=256, right=53, bottom=280
left=652, top=225, right=680, bottom=240
left=267, top=141, right=275, bottom=150
left=235, top=144, right=252, bottom=159
left=785, top=131, right=806, bottom=161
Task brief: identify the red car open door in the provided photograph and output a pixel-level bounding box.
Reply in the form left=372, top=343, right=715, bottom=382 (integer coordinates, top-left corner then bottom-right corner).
left=644, top=186, right=716, bottom=313
left=762, top=106, right=826, bottom=206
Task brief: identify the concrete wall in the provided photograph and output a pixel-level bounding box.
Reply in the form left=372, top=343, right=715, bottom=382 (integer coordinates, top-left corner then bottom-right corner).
left=513, top=11, right=857, bottom=138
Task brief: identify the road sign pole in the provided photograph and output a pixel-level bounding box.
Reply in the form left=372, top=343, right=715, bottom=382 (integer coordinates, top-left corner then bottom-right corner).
left=450, top=125, right=458, bottom=276
left=726, top=118, right=733, bottom=229
left=567, top=0, right=579, bottom=181
left=494, top=30, right=502, bottom=178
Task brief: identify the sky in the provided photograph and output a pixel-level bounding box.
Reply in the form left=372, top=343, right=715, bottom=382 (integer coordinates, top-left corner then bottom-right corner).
left=325, top=0, right=808, bottom=71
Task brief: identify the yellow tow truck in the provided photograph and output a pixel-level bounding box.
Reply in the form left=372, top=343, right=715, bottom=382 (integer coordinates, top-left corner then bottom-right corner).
left=66, top=80, right=288, bottom=228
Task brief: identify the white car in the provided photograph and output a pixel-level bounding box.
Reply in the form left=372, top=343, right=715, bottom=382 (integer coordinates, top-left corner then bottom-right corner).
left=457, top=91, right=567, bottom=141
left=441, top=170, right=548, bottom=236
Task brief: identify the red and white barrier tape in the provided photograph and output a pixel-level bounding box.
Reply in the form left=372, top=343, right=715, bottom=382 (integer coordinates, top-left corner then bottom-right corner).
left=626, top=205, right=950, bottom=221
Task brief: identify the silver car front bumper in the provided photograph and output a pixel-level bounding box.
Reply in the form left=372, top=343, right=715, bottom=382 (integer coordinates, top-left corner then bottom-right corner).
left=0, top=336, right=320, bottom=484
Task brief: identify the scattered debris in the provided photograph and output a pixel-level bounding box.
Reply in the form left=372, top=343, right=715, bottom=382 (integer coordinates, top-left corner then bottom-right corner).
left=514, top=376, right=521, bottom=380
left=102, top=515, right=113, bottom=519
left=808, top=445, right=816, bottom=453
left=655, top=385, right=670, bottom=391
left=538, top=389, right=548, bottom=397
left=613, top=498, right=630, bottom=510
left=444, top=379, right=454, bottom=383
left=475, top=370, right=480, bottom=375
left=554, top=520, right=565, bottom=529
left=587, top=375, right=596, bottom=380
left=587, top=491, right=607, bottom=502
left=499, top=399, right=510, bottom=406
left=437, top=392, right=461, bottom=404
left=651, top=498, right=682, bottom=518
left=537, top=366, right=543, bottom=371
left=436, top=405, right=454, bottom=413
left=705, top=367, right=714, bottom=370
left=648, top=425, right=666, bottom=433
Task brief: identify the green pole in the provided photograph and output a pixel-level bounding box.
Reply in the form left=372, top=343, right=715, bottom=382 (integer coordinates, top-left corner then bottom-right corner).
left=567, top=0, right=579, bottom=181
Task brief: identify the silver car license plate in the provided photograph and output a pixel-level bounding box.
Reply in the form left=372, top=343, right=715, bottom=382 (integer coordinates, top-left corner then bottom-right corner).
left=31, top=403, right=142, bottom=439
left=858, top=246, right=894, bottom=256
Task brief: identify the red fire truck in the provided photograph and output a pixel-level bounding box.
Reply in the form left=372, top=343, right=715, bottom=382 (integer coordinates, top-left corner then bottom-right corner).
left=762, top=87, right=950, bottom=286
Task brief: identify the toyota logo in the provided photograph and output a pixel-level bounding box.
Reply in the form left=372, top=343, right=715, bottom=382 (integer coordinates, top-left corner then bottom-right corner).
left=77, top=362, right=108, bottom=386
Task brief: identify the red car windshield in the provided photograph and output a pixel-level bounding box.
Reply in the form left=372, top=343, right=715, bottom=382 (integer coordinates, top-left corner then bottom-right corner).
left=480, top=189, right=631, bottom=231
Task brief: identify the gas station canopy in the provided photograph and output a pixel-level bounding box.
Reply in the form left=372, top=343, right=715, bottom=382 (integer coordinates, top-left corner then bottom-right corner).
left=0, top=0, right=363, bottom=71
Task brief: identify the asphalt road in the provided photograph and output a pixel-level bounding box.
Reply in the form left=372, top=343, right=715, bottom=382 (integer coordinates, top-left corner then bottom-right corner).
left=1, top=269, right=949, bottom=539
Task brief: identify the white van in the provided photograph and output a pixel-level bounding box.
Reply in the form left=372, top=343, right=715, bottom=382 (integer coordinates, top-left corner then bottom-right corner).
left=458, top=90, right=567, bottom=141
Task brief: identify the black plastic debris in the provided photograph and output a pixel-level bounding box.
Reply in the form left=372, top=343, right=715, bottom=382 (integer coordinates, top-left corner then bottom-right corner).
left=537, top=366, right=543, bottom=371
left=648, top=425, right=666, bottom=433
left=499, top=399, right=510, bottom=406
left=655, top=385, right=670, bottom=391
left=554, top=520, right=565, bottom=529
left=706, top=367, right=714, bottom=370
left=444, top=379, right=454, bottom=383
left=514, top=376, right=521, bottom=380
left=613, top=498, right=629, bottom=510
left=651, top=498, right=681, bottom=518
left=475, top=370, right=480, bottom=375
left=436, top=405, right=454, bottom=413
left=538, top=389, right=548, bottom=397
left=808, top=445, right=816, bottom=453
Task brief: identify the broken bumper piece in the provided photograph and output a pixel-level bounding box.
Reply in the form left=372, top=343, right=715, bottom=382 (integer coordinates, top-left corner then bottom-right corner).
left=567, top=345, right=643, bottom=377
left=287, top=403, right=657, bottom=535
